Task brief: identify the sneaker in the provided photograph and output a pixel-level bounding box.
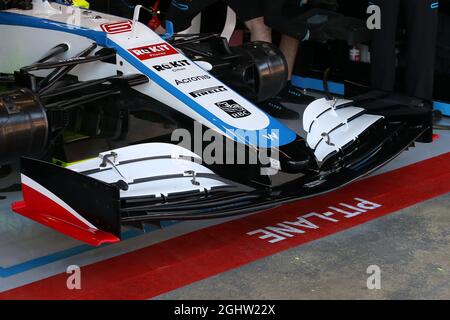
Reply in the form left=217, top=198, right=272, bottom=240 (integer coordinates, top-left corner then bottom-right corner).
left=258, top=99, right=300, bottom=120
left=276, top=81, right=315, bottom=105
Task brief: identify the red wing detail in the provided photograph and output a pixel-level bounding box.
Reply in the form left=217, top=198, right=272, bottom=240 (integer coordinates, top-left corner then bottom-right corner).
left=12, top=184, right=120, bottom=246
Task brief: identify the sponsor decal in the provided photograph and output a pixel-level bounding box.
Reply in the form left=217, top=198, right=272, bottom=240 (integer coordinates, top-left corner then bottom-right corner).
left=215, top=100, right=252, bottom=119
left=189, top=86, right=228, bottom=98
left=101, top=21, right=133, bottom=34
left=176, top=75, right=211, bottom=86
left=175, top=74, right=211, bottom=86
left=129, top=43, right=178, bottom=61
left=153, top=59, right=191, bottom=72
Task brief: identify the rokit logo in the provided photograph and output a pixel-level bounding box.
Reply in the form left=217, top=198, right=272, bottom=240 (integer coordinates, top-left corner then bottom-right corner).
left=153, top=60, right=191, bottom=72
left=129, top=43, right=177, bottom=61
left=189, top=86, right=228, bottom=98
left=175, top=75, right=211, bottom=86
left=215, top=100, right=252, bottom=118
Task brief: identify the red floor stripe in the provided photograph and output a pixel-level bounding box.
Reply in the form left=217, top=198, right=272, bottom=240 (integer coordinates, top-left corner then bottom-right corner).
left=1, top=152, right=450, bottom=300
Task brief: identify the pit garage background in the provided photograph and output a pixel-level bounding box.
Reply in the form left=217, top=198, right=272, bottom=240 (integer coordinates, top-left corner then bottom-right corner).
left=89, top=0, right=450, bottom=116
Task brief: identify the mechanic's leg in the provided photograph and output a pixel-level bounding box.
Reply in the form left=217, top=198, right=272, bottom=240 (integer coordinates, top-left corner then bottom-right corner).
left=402, top=0, right=439, bottom=100
left=273, top=34, right=313, bottom=107
left=225, top=0, right=270, bottom=42
left=371, top=0, right=401, bottom=92
left=279, top=34, right=299, bottom=80
left=244, top=16, right=272, bottom=42
left=258, top=33, right=313, bottom=120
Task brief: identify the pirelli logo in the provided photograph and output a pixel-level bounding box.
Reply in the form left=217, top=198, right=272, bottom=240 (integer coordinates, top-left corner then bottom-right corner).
left=129, top=43, right=178, bottom=61
left=189, top=86, right=228, bottom=98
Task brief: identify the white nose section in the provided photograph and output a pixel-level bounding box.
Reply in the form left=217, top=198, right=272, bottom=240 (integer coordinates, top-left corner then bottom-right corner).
left=303, top=98, right=384, bottom=164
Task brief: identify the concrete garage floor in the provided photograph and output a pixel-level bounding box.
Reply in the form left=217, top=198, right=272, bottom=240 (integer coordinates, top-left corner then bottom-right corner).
left=156, top=194, right=450, bottom=300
